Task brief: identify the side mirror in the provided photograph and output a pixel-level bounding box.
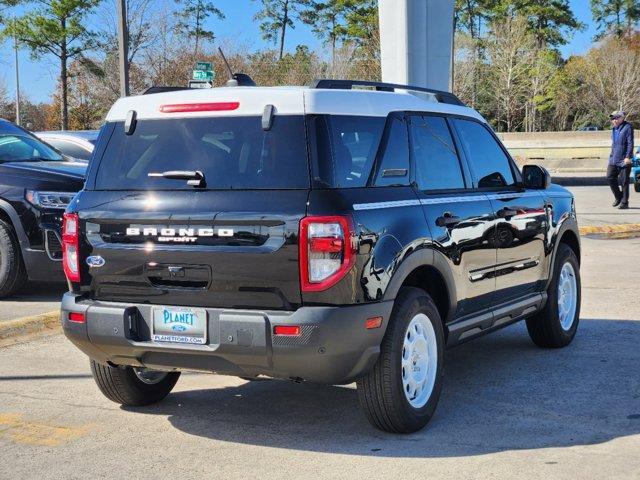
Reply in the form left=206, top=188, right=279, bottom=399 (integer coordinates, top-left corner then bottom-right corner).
left=522, top=165, right=551, bottom=189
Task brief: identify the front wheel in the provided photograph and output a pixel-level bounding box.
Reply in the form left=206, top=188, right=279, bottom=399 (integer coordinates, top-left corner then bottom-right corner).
left=634, top=181, right=640, bottom=193
left=357, top=287, right=444, bottom=433
left=90, top=360, right=180, bottom=406
left=526, top=243, right=581, bottom=348
left=0, top=219, right=27, bottom=298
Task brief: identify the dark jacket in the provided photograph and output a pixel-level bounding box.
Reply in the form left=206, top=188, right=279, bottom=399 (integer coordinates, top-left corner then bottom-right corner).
left=610, top=121, right=634, bottom=167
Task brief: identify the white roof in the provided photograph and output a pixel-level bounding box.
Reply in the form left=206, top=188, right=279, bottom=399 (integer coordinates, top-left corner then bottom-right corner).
left=105, top=86, right=485, bottom=123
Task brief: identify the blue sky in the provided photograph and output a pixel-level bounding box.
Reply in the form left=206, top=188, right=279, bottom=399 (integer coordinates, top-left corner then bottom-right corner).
left=1, top=0, right=599, bottom=104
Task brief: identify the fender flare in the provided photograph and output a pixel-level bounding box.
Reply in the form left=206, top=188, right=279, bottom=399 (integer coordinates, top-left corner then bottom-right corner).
left=382, top=247, right=457, bottom=322
left=546, top=215, right=580, bottom=289
left=0, top=199, right=29, bottom=249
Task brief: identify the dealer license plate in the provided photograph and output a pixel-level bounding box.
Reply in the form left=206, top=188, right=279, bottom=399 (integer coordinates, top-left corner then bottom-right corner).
left=152, top=307, right=207, bottom=345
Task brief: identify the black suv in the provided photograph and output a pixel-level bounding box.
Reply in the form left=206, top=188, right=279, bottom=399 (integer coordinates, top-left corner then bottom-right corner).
left=61, top=81, right=581, bottom=433
left=0, top=119, right=86, bottom=297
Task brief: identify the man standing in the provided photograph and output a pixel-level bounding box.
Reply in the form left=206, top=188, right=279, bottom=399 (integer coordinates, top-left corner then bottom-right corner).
left=607, top=110, right=634, bottom=209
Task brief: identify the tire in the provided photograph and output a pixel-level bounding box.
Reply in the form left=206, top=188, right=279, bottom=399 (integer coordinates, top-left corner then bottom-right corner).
left=634, top=181, right=640, bottom=193
left=526, top=243, right=581, bottom=348
left=90, top=359, right=180, bottom=406
left=356, top=287, right=445, bottom=433
left=0, top=219, right=27, bottom=299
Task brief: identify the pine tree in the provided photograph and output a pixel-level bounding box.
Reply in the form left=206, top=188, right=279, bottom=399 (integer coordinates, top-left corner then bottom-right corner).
left=1, top=0, right=100, bottom=130
left=253, top=0, right=309, bottom=60
left=493, top=0, right=584, bottom=48
left=591, top=0, right=640, bottom=38
left=174, top=0, right=224, bottom=56
left=300, top=0, right=344, bottom=63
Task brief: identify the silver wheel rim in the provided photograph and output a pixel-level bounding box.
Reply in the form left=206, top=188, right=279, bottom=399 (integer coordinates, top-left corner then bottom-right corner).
left=401, top=313, right=438, bottom=409
left=557, top=262, right=578, bottom=331
left=133, top=367, right=168, bottom=385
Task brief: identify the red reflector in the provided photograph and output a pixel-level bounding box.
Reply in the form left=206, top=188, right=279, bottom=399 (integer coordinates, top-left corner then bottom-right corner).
left=68, top=312, right=85, bottom=324
left=365, top=316, right=383, bottom=329
left=273, top=325, right=301, bottom=336
left=159, top=102, right=240, bottom=113
left=310, top=237, right=343, bottom=253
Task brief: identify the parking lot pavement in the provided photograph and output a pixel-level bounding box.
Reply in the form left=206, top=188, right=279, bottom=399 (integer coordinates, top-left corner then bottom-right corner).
left=0, top=282, right=66, bottom=323
left=568, top=185, right=640, bottom=227
left=0, top=235, right=639, bottom=479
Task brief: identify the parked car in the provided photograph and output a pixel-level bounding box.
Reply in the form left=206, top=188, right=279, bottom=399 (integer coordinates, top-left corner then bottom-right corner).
left=0, top=119, right=87, bottom=297
left=577, top=125, right=600, bottom=131
left=35, top=130, right=99, bottom=162
left=60, top=79, right=581, bottom=433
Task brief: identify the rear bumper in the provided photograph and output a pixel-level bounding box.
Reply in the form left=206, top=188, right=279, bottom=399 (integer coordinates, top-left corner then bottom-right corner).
left=61, top=292, right=394, bottom=384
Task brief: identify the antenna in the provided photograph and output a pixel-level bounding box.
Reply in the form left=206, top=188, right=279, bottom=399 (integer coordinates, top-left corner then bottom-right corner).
left=218, top=47, right=238, bottom=87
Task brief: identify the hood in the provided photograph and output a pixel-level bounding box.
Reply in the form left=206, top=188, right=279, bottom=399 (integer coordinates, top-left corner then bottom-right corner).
left=2, top=160, right=87, bottom=180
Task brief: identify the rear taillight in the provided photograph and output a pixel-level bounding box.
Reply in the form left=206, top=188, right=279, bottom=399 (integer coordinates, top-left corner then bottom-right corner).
left=62, top=213, right=80, bottom=282
left=299, top=216, right=356, bottom=292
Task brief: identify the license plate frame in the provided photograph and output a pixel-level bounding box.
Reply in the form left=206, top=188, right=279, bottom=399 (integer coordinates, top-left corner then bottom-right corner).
left=151, top=306, right=208, bottom=345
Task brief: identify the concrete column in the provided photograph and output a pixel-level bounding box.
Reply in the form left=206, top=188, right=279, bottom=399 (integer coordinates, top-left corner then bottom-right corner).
left=379, top=0, right=455, bottom=92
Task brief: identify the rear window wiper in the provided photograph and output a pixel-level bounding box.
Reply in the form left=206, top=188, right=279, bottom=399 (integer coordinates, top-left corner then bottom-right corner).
left=148, top=170, right=206, bottom=188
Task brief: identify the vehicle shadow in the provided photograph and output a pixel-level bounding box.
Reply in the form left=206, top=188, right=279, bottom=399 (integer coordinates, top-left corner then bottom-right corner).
left=9, top=282, right=67, bottom=302
left=125, top=318, right=640, bottom=458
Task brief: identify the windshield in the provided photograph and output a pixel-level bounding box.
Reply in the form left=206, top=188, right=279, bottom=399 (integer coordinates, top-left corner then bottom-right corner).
left=94, top=115, right=310, bottom=190
left=0, top=134, right=63, bottom=162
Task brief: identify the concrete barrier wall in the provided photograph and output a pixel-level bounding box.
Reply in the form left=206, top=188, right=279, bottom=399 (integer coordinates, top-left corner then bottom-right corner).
left=496, top=131, right=640, bottom=172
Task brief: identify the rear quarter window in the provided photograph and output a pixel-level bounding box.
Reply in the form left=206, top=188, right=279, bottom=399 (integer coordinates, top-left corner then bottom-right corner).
left=308, top=115, right=385, bottom=188
left=93, top=115, right=310, bottom=190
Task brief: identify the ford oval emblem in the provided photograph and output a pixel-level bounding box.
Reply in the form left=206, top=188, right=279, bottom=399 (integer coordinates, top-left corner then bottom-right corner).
left=86, top=256, right=105, bottom=268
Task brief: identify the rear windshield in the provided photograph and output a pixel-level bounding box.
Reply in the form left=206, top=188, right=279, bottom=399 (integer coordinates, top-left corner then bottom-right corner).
left=94, top=115, right=310, bottom=190
left=308, top=115, right=385, bottom=188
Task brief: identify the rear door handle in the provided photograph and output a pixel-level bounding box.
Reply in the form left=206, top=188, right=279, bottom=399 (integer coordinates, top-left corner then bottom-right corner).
left=436, top=213, right=460, bottom=227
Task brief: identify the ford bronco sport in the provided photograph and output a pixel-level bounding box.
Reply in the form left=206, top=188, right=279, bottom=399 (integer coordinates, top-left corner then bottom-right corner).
left=61, top=79, right=581, bottom=433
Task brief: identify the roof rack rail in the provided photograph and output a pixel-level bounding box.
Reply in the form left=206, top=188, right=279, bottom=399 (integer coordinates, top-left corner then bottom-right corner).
left=142, top=86, right=192, bottom=95
left=311, top=79, right=466, bottom=107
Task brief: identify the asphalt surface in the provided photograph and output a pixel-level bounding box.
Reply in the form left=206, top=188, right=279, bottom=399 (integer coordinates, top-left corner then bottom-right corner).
left=570, top=185, right=640, bottom=227
left=0, top=235, right=638, bottom=479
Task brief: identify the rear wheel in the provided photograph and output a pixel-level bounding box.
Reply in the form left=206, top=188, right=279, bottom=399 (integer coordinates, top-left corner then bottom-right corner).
left=0, top=219, right=27, bottom=299
left=90, top=359, right=180, bottom=406
left=634, top=181, right=640, bottom=193
left=357, top=287, right=444, bottom=433
left=526, top=243, right=581, bottom=348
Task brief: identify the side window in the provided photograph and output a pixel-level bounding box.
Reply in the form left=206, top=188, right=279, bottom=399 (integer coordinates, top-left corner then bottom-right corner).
left=374, top=117, right=410, bottom=187
left=48, top=139, right=92, bottom=160
left=410, top=115, right=465, bottom=191
left=453, top=119, right=516, bottom=188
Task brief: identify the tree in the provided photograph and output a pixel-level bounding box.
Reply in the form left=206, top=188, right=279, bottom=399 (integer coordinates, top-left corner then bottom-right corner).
left=253, top=0, right=308, bottom=60
left=174, top=0, right=224, bottom=56
left=2, top=0, right=100, bottom=130
left=485, top=15, right=537, bottom=131
left=591, top=0, right=640, bottom=38
left=98, top=0, right=159, bottom=63
left=454, top=0, right=498, bottom=107
left=493, top=0, right=584, bottom=48
left=300, top=0, right=344, bottom=64
left=455, top=0, right=497, bottom=39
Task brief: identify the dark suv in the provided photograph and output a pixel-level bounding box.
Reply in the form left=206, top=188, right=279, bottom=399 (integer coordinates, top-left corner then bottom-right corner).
left=61, top=80, right=581, bottom=433
left=0, top=119, right=86, bottom=297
